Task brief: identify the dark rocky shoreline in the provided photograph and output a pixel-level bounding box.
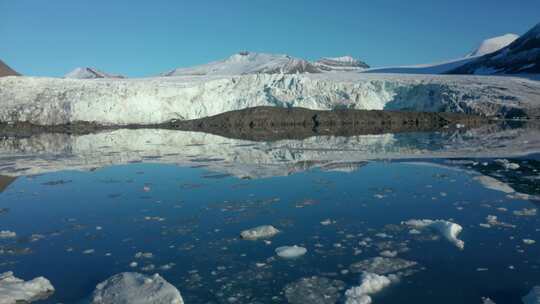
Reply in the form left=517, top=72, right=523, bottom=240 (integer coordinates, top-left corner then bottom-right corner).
left=0, top=107, right=489, bottom=141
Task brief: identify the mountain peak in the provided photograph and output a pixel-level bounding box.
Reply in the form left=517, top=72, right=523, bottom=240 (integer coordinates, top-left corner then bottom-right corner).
left=315, top=56, right=369, bottom=71
left=65, top=67, right=125, bottom=79
left=0, top=59, right=20, bottom=77
left=468, top=33, right=519, bottom=57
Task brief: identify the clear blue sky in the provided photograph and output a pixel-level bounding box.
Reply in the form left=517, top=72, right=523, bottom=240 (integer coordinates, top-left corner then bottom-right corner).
left=1, top=0, right=539, bottom=77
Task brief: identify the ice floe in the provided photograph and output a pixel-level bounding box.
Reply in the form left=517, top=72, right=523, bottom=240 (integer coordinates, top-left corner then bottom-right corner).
left=349, top=257, right=417, bottom=275
left=275, top=245, right=307, bottom=259
left=344, top=272, right=398, bottom=304
left=284, top=276, right=345, bottom=304
left=91, top=272, right=184, bottom=304
left=474, top=175, right=515, bottom=194
left=523, top=286, right=540, bottom=304
left=402, top=219, right=465, bottom=249
left=0, top=271, right=54, bottom=304
left=240, top=225, right=280, bottom=240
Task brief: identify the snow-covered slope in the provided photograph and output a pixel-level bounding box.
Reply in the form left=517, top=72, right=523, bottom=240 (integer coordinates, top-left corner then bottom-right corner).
left=1, top=73, right=539, bottom=125
left=163, top=52, right=321, bottom=76
left=450, top=23, right=540, bottom=75
left=314, top=56, right=369, bottom=71
left=64, top=67, right=125, bottom=79
left=365, top=33, right=518, bottom=75
left=467, top=33, right=519, bottom=57
left=0, top=59, right=19, bottom=77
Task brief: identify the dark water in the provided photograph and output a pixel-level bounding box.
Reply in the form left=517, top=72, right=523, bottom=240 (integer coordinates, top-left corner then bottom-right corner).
left=1, top=154, right=539, bottom=303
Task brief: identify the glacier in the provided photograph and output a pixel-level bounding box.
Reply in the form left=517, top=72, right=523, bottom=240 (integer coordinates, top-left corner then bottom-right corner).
left=1, top=73, right=539, bottom=126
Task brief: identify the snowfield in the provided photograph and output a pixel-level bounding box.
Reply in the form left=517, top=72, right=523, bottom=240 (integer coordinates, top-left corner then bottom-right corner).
left=0, top=73, right=539, bottom=125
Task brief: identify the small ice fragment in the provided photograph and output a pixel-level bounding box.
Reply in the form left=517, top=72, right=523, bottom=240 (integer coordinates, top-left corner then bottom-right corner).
left=275, top=245, right=307, bottom=259
left=240, top=225, right=280, bottom=240
left=284, top=276, right=345, bottom=304
left=0, top=230, right=16, bottom=239
left=83, top=249, right=95, bottom=255
left=129, top=262, right=138, bottom=268
left=379, top=250, right=397, bottom=258
left=523, top=239, right=536, bottom=245
left=134, top=252, right=153, bottom=259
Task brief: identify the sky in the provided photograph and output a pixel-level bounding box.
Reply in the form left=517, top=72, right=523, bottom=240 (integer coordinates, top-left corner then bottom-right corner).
left=1, top=0, right=539, bottom=77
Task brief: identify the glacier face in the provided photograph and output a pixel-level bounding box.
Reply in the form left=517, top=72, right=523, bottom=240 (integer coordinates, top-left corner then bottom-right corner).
left=0, top=73, right=539, bottom=125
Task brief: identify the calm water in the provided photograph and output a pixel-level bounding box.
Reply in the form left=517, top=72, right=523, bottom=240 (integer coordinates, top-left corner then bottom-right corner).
left=0, top=127, right=539, bottom=303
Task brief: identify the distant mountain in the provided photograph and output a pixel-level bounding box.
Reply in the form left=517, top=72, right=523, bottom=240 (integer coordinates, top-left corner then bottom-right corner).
left=0, top=59, right=20, bottom=77
left=162, top=52, right=322, bottom=76
left=65, top=67, right=125, bottom=79
left=449, top=23, right=540, bottom=75
left=314, top=56, right=369, bottom=71
left=365, top=33, right=518, bottom=75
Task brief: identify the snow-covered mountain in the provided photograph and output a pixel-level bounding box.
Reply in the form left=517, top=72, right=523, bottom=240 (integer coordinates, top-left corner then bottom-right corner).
left=466, top=33, right=519, bottom=57
left=1, top=73, right=539, bottom=126
left=450, top=23, right=540, bottom=75
left=314, top=56, right=369, bottom=71
left=64, top=67, right=125, bottom=79
left=0, top=59, right=19, bottom=77
left=364, top=33, right=519, bottom=75
left=163, top=52, right=321, bottom=76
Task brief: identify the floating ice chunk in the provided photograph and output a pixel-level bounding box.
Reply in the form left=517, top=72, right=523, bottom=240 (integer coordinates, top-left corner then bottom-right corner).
left=523, top=286, right=540, bottom=304
left=495, top=159, right=520, bottom=170
left=379, top=250, right=397, bottom=258
left=92, top=272, right=184, bottom=304
left=513, top=208, right=537, bottom=216
left=523, top=239, right=536, bottom=245
left=482, top=297, right=496, bottom=304
left=135, top=252, right=154, bottom=259
left=0, top=271, right=54, bottom=304
left=344, top=272, right=398, bottom=304
left=284, top=276, right=345, bottom=304
left=240, top=225, right=280, bottom=240
left=275, top=245, right=307, bottom=259
left=0, top=231, right=16, bottom=239
left=349, top=257, right=417, bottom=275
left=402, top=219, right=465, bottom=249
left=474, top=175, right=515, bottom=194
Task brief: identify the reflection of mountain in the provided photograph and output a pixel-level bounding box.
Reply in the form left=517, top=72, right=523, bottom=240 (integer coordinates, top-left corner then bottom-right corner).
left=0, top=175, right=16, bottom=192
left=0, top=123, right=538, bottom=179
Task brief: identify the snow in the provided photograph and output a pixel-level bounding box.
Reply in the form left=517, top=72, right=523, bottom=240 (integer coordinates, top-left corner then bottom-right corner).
left=275, top=245, right=307, bottom=259
left=467, top=34, right=519, bottom=57
left=91, top=272, right=184, bottom=304
left=1, top=73, right=539, bottom=125
left=64, top=67, right=125, bottom=79
left=163, top=52, right=320, bottom=76
left=365, top=33, right=518, bottom=74
left=0, top=271, right=54, bottom=304
left=473, top=175, right=515, bottom=194
left=523, top=286, right=540, bottom=304
left=344, top=272, right=398, bottom=304
left=402, top=219, right=464, bottom=249
left=240, top=225, right=280, bottom=240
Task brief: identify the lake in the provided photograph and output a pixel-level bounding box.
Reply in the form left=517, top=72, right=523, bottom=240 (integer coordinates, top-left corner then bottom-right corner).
left=0, top=122, right=539, bottom=304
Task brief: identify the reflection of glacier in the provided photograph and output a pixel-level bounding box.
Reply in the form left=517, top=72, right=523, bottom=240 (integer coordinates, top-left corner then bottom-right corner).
left=0, top=125, right=538, bottom=178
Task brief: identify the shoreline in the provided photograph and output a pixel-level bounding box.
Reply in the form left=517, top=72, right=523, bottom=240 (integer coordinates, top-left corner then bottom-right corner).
left=0, top=107, right=490, bottom=140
